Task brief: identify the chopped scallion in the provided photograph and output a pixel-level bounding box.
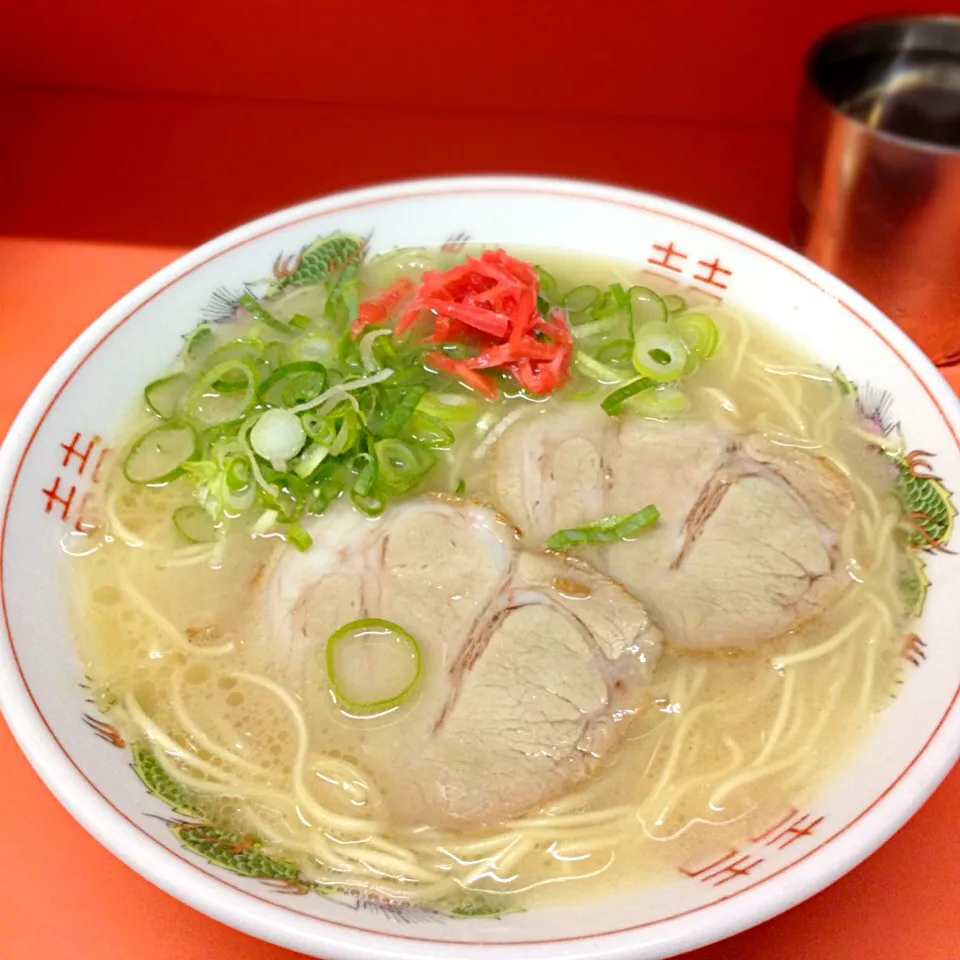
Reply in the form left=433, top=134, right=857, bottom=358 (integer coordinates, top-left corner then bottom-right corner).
left=546, top=506, right=660, bottom=551
left=293, top=442, right=330, bottom=479
left=662, top=294, right=687, bottom=314
left=186, top=359, right=258, bottom=426
left=562, top=285, right=600, bottom=313
left=283, top=523, right=313, bottom=551
left=250, top=408, right=307, bottom=470
left=534, top=266, right=559, bottom=304
left=239, top=293, right=296, bottom=336
left=673, top=312, right=719, bottom=360
left=632, top=325, right=688, bottom=382
left=349, top=453, right=384, bottom=516
left=596, top=339, right=634, bottom=365
left=144, top=373, right=189, bottom=420
left=181, top=325, right=214, bottom=361
left=325, top=617, right=422, bottom=711
left=123, top=421, right=199, bottom=485
left=601, top=376, right=658, bottom=415
left=258, top=361, right=328, bottom=408
left=374, top=438, right=437, bottom=495
left=358, top=329, right=394, bottom=372
left=252, top=509, right=279, bottom=534
left=571, top=316, right=623, bottom=341
left=574, top=351, right=629, bottom=384
left=416, top=392, right=478, bottom=424
left=172, top=504, right=220, bottom=543
left=375, top=387, right=426, bottom=438
left=406, top=411, right=455, bottom=448
left=628, top=287, right=668, bottom=333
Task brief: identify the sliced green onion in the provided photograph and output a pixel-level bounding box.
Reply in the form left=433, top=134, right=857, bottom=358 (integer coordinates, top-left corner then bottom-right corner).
left=182, top=449, right=255, bottom=518
left=571, top=316, right=623, bottom=341
left=631, top=384, right=690, bottom=417
left=325, top=617, right=422, bottom=711
left=325, top=268, right=361, bottom=326
left=349, top=453, right=384, bottom=516
left=239, top=293, right=296, bottom=336
left=589, top=289, right=621, bottom=320
left=224, top=453, right=253, bottom=491
left=330, top=408, right=362, bottom=456
left=682, top=349, right=702, bottom=378
left=300, top=394, right=360, bottom=442
left=223, top=483, right=256, bottom=513
left=131, top=233, right=460, bottom=552
left=250, top=408, right=307, bottom=470
left=358, top=329, right=394, bottom=372
left=632, top=325, right=689, bottom=382
left=300, top=411, right=336, bottom=444
left=663, top=294, right=687, bottom=314
left=416, top=392, right=478, bottom=424
left=376, top=386, right=426, bottom=438
left=351, top=453, right=378, bottom=497
left=569, top=383, right=600, bottom=401
left=186, top=360, right=258, bottom=426
left=283, top=523, right=313, bottom=551
left=257, top=340, right=289, bottom=377
left=256, top=469, right=308, bottom=523
left=406, top=412, right=455, bottom=448
left=200, top=422, right=243, bottom=450
left=258, top=361, right=327, bottom=408
left=123, top=421, right=199, bottom=485
left=294, top=442, right=330, bottom=479
left=206, top=337, right=265, bottom=373
left=672, top=312, right=719, bottom=360
left=181, top=325, right=214, bottom=361
left=288, top=367, right=394, bottom=416
left=601, top=376, right=658, bottom=415
left=239, top=416, right=279, bottom=498
left=145, top=373, right=189, bottom=420
left=609, top=283, right=630, bottom=313
left=297, top=334, right=341, bottom=365
left=180, top=458, right=218, bottom=487
left=832, top=368, right=856, bottom=396
left=252, top=509, right=279, bottom=535
left=374, top=438, right=436, bottom=495
left=596, top=339, right=634, bottom=365
left=172, top=504, right=219, bottom=543
left=535, top=266, right=559, bottom=304
left=547, top=506, right=660, bottom=551
left=628, top=287, right=668, bottom=334
left=562, top=285, right=600, bottom=313
left=309, top=477, right=344, bottom=516
left=574, top=351, right=630, bottom=384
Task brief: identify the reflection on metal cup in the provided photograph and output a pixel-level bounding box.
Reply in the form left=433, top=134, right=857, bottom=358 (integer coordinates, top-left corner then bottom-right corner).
left=791, top=16, right=960, bottom=365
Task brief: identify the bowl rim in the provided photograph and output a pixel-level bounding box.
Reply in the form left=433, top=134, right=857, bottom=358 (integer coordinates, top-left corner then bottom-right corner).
left=1, top=174, right=959, bottom=960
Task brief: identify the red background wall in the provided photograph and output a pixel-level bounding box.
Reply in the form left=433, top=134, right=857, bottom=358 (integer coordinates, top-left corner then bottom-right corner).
left=3, top=0, right=959, bottom=248
left=4, top=0, right=958, bottom=123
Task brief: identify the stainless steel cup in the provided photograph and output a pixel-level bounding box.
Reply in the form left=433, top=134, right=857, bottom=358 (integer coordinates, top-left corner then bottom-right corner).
left=791, top=16, right=960, bottom=365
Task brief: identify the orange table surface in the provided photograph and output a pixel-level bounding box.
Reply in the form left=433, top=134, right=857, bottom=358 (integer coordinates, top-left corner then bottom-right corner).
left=1, top=236, right=958, bottom=960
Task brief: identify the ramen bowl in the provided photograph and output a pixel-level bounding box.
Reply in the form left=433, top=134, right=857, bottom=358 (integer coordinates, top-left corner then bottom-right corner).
left=1, top=176, right=958, bottom=960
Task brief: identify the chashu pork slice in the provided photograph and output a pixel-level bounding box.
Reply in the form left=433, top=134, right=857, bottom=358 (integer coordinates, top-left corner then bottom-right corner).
left=256, top=496, right=662, bottom=830
left=493, top=404, right=855, bottom=653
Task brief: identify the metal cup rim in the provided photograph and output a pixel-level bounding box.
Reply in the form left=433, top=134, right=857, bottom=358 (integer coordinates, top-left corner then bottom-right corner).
left=803, top=13, right=960, bottom=156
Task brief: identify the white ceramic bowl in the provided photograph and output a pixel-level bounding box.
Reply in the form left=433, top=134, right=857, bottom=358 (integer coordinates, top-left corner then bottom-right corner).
left=1, top=176, right=959, bottom=960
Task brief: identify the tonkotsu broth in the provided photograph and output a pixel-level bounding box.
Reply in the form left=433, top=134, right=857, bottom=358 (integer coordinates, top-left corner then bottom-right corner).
left=67, top=246, right=909, bottom=913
